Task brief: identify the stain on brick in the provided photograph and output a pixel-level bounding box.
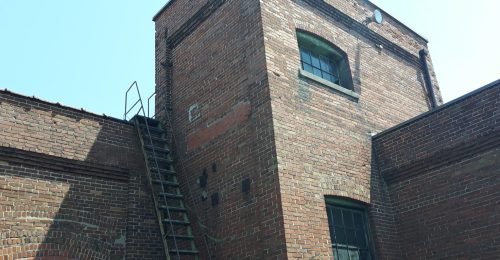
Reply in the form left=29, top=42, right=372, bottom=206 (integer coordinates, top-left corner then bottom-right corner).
left=187, top=101, right=251, bottom=151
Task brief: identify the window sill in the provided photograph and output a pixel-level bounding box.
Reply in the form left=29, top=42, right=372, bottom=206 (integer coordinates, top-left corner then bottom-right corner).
left=299, top=69, right=359, bottom=99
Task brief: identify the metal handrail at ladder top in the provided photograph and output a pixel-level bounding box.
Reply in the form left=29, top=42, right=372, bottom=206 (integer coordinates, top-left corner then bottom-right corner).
left=124, top=81, right=181, bottom=260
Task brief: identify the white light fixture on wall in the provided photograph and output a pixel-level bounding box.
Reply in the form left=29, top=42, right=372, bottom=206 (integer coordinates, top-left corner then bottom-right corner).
left=364, top=9, right=383, bottom=25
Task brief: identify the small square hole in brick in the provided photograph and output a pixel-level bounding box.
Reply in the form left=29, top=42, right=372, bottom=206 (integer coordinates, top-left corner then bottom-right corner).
left=199, top=169, right=208, bottom=188
left=199, top=175, right=207, bottom=188
left=211, top=192, right=219, bottom=207
left=242, top=178, right=251, bottom=193
left=212, top=163, right=217, bottom=172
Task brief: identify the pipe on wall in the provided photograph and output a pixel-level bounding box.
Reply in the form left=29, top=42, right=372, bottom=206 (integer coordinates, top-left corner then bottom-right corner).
left=419, top=49, right=437, bottom=109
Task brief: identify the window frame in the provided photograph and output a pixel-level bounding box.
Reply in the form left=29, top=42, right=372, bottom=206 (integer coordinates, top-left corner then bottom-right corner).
left=325, top=197, right=376, bottom=260
left=296, top=30, right=358, bottom=99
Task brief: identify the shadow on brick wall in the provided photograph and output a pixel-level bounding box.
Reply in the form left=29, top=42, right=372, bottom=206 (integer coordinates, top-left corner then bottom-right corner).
left=0, top=96, right=163, bottom=259
left=368, top=150, right=402, bottom=259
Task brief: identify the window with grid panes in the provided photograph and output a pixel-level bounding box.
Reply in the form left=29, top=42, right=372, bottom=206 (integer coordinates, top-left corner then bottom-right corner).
left=300, top=47, right=340, bottom=84
left=297, top=30, right=354, bottom=90
left=326, top=198, right=374, bottom=260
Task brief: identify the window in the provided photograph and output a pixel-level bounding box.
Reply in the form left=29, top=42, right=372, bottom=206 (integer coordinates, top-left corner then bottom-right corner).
left=300, top=47, right=340, bottom=85
left=326, top=197, right=374, bottom=260
left=297, top=30, right=356, bottom=96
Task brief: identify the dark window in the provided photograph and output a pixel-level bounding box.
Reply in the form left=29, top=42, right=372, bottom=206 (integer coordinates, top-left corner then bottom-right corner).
left=300, top=47, right=340, bottom=85
left=297, top=30, right=353, bottom=90
left=326, top=198, right=374, bottom=260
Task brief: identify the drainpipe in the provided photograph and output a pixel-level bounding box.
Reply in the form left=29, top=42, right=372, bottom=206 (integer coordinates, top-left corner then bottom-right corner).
left=419, top=49, right=437, bottom=109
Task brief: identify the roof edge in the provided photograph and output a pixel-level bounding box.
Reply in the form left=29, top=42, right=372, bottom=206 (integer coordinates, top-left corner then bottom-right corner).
left=0, top=88, right=132, bottom=125
left=365, top=0, right=428, bottom=43
left=373, top=79, right=500, bottom=139
left=153, top=0, right=177, bottom=21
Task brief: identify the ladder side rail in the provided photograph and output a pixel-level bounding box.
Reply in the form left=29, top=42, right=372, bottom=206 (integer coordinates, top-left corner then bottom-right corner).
left=134, top=84, right=181, bottom=260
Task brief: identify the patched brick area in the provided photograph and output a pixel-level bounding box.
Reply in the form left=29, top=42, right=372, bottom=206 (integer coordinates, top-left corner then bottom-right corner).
left=155, top=0, right=286, bottom=258
left=0, top=91, right=163, bottom=259
left=187, top=101, right=252, bottom=151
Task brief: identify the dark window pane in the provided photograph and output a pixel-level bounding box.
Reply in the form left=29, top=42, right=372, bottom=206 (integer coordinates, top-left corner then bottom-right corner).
left=313, top=67, right=322, bottom=77
left=344, top=211, right=354, bottom=228
left=311, top=55, right=321, bottom=68
left=332, top=75, right=340, bottom=84
left=331, top=65, right=338, bottom=76
left=334, top=227, right=347, bottom=244
left=353, top=212, right=364, bottom=228
left=303, top=63, right=313, bottom=73
left=347, top=228, right=357, bottom=245
left=359, top=250, right=370, bottom=260
left=332, top=208, right=343, bottom=226
left=300, top=49, right=311, bottom=64
left=320, top=59, right=333, bottom=73
left=323, top=73, right=333, bottom=82
left=356, top=230, right=367, bottom=248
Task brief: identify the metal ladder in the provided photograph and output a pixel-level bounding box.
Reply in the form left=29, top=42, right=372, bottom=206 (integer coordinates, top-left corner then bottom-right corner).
left=125, top=82, right=198, bottom=260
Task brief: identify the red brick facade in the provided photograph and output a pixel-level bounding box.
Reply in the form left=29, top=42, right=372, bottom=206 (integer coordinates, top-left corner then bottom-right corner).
left=259, top=0, right=441, bottom=257
left=0, top=90, right=163, bottom=259
left=1, top=0, right=497, bottom=259
left=153, top=0, right=498, bottom=259
left=154, top=1, right=285, bottom=258
left=373, top=81, right=500, bottom=259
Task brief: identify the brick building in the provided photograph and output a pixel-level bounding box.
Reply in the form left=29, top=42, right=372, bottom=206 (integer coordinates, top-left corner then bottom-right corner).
left=1, top=0, right=498, bottom=259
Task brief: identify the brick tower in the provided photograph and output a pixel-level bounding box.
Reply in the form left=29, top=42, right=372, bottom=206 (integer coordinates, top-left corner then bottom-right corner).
left=153, top=0, right=441, bottom=259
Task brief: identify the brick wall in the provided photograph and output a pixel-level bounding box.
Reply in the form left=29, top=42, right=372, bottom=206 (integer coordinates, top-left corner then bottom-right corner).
left=373, top=80, right=500, bottom=259
left=155, top=0, right=286, bottom=259
left=154, top=0, right=449, bottom=258
left=259, top=0, right=442, bottom=258
left=0, top=90, right=163, bottom=259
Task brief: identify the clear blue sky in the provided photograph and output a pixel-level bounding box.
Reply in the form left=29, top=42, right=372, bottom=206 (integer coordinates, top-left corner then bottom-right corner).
left=1, top=1, right=498, bottom=119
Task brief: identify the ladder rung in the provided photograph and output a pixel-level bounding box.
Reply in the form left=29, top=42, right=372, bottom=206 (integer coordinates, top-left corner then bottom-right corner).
left=148, top=157, right=173, bottom=164
left=143, top=135, right=168, bottom=143
left=169, top=249, right=198, bottom=255
left=159, top=205, right=187, bottom=212
left=150, top=168, right=176, bottom=175
left=144, top=145, right=170, bottom=153
left=140, top=125, right=163, bottom=133
left=158, top=192, right=183, bottom=199
left=153, top=179, right=179, bottom=187
left=163, top=219, right=190, bottom=226
left=167, top=234, right=194, bottom=240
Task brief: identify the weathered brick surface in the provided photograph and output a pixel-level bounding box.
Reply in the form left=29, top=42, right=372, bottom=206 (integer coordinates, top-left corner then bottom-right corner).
left=374, top=82, right=499, bottom=180
left=259, top=0, right=441, bottom=258
left=155, top=0, right=287, bottom=259
left=0, top=90, right=163, bottom=259
left=373, top=81, right=500, bottom=259
left=153, top=0, right=209, bottom=36
left=154, top=0, right=448, bottom=259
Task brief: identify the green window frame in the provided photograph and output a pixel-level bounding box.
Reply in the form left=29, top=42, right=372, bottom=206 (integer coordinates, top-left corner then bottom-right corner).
left=297, top=30, right=354, bottom=91
left=326, top=197, right=375, bottom=260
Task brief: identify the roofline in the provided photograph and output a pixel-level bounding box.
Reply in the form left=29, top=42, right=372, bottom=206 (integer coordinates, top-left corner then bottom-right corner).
left=153, top=0, right=177, bottom=21
left=365, top=0, right=428, bottom=43
left=373, top=79, right=500, bottom=139
left=0, top=88, right=132, bottom=125
left=153, top=1, right=429, bottom=44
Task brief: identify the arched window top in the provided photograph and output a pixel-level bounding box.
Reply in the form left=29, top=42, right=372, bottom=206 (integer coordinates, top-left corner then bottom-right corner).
left=297, top=30, right=354, bottom=91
